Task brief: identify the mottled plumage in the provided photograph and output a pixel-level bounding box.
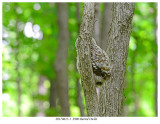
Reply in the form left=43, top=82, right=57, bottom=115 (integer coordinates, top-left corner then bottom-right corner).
left=90, top=38, right=111, bottom=86
left=76, top=37, right=111, bottom=86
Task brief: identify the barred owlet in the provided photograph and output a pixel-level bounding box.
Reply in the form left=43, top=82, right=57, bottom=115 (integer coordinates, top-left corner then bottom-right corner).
left=76, top=37, right=111, bottom=86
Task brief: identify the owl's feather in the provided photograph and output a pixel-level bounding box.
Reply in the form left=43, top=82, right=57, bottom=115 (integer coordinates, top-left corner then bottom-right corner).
left=76, top=37, right=111, bottom=86
left=90, top=38, right=111, bottom=85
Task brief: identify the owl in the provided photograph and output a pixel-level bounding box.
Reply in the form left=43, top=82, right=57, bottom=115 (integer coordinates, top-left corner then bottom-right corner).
left=76, top=37, right=111, bottom=86
left=90, top=38, right=111, bottom=86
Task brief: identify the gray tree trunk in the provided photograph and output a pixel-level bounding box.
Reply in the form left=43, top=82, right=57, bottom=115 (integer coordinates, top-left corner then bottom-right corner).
left=76, top=3, right=99, bottom=116
left=99, top=3, right=135, bottom=116
left=76, top=3, right=85, bottom=117
left=76, top=3, right=81, bottom=29
left=154, top=48, right=157, bottom=117
left=76, top=79, right=85, bottom=116
left=154, top=3, right=157, bottom=116
left=93, top=3, right=101, bottom=46
left=54, top=3, right=70, bottom=116
left=76, top=2, right=134, bottom=117
left=101, top=3, right=112, bottom=51
left=49, top=79, right=56, bottom=108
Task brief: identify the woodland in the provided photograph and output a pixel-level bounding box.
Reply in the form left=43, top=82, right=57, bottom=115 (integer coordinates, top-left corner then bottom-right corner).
left=2, top=2, right=157, bottom=117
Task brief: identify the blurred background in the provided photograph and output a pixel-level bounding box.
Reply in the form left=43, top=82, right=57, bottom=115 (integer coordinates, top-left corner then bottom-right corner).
left=2, top=2, right=157, bottom=117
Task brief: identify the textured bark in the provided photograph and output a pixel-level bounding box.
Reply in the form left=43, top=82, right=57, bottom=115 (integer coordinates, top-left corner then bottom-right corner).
left=93, top=3, right=101, bottom=46
left=99, top=3, right=135, bottom=116
left=54, top=3, right=70, bottom=116
left=101, top=3, right=112, bottom=50
left=49, top=79, right=56, bottom=108
left=76, top=3, right=85, bottom=117
left=76, top=3, right=99, bottom=116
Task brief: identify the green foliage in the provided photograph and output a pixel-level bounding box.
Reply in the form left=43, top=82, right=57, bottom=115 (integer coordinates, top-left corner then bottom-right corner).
left=124, top=2, right=157, bottom=117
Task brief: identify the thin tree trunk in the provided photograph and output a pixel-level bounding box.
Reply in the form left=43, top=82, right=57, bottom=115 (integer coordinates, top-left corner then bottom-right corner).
left=76, top=79, right=85, bottom=116
left=93, top=3, right=101, bottom=46
left=76, top=3, right=99, bottom=116
left=36, top=75, right=46, bottom=117
left=99, top=3, right=135, bottom=116
left=49, top=79, right=56, bottom=108
left=154, top=51, right=157, bottom=117
left=76, top=3, right=81, bottom=29
left=154, top=3, right=158, bottom=116
left=101, top=3, right=112, bottom=50
left=16, top=63, right=21, bottom=116
left=76, top=3, right=85, bottom=117
left=131, top=50, right=136, bottom=116
left=54, top=3, right=70, bottom=116
left=131, top=40, right=138, bottom=116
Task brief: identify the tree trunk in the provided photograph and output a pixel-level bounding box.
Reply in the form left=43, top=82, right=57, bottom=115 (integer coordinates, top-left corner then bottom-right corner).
left=131, top=38, right=138, bottom=116
left=76, top=3, right=81, bottom=29
left=93, top=3, right=101, bottom=46
left=54, top=3, right=70, bottom=116
left=76, top=3, right=85, bottom=117
left=36, top=75, right=46, bottom=117
left=99, top=3, right=135, bottom=116
left=101, top=3, right=112, bottom=50
left=76, top=3, right=99, bottom=116
left=154, top=3, right=157, bottom=116
left=154, top=51, right=157, bottom=117
left=16, top=61, right=21, bottom=116
left=76, top=2, right=134, bottom=117
left=76, top=79, right=85, bottom=116
left=49, top=79, right=56, bottom=108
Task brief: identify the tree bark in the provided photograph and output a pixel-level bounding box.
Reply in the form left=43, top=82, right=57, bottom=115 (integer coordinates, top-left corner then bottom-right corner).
left=76, top=2, right=134, bottom=117
left=76, top=3, right=85, bottom=117
left=99, top=3, right=135, bottom=116
left=101, top=3, right=112, bottom=50
left=54, top=3, right=70, bottom=116
left=76, top=3, right=99, bottom=116
left=93, top=3, right=101, bottom=46
left=49, top=79, right=56, bottom=108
